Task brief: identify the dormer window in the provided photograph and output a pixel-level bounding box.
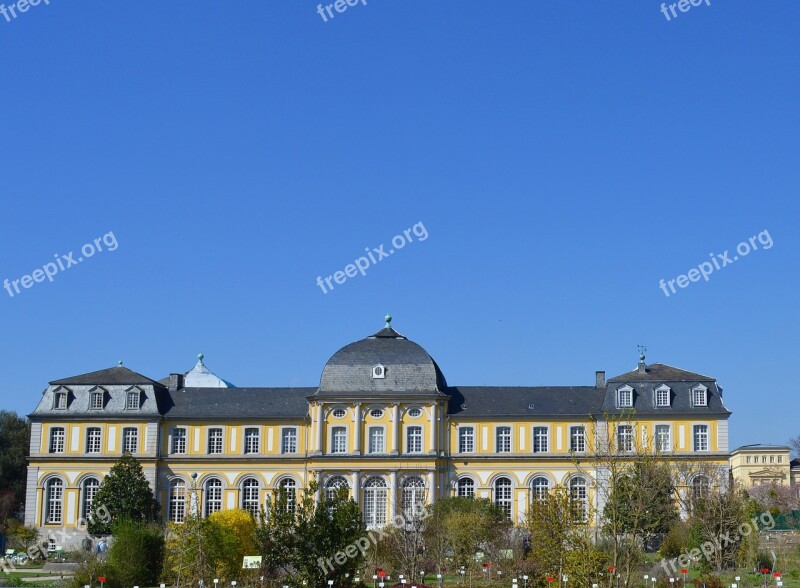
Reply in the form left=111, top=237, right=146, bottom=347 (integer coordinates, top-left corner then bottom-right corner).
left=655, top=385, right=671, bottom=407
left=54, top=390, right=68, bottom=410
left=89, top=388, right=105, bottom=410
left=372, top=364, right=386, bottom=379
left=617, top=385, right=634, bottom=408
left=692, top=385, right=708, bottom=407
left=126, top=389, right=141, bottom=410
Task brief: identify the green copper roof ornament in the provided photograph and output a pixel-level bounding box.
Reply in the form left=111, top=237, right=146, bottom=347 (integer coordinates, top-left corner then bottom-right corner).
left=198, top=352, right=204, bottom=364
left=118, top=360, right=123, bottom=366
left=385, top=313, right=392, bottom=328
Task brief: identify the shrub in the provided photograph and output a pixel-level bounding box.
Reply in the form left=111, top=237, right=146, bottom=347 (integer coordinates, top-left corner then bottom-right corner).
left=106, top=518, right=165, bottom=587
left=693, top=575, right=722, bottom=588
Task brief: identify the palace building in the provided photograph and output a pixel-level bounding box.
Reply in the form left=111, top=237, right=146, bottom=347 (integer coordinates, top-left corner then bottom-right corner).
left=25, top=316, right=732, bottom=549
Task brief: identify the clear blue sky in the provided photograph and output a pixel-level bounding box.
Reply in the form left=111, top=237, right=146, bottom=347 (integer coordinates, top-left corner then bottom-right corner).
left=1, top=1, right=798, bottom=450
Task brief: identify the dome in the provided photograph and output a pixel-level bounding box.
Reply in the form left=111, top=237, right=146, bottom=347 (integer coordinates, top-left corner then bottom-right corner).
left=317, top=317, right=447, bottom=397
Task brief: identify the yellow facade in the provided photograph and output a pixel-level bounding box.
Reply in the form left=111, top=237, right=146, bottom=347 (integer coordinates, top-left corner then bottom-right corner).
left=26, top=319, right=732, bottom=549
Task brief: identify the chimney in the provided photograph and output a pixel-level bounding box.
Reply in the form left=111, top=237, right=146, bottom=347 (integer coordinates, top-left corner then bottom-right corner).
left=169, top=373, right=184, bottom=393
left=595, top=370, right=605, bottom=388
left=637, top=355, right=647, bottom=374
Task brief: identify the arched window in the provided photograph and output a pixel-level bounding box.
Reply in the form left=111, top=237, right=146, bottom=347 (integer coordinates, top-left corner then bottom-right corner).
left=363, top=477, right=387, bottom=527
left=494, top=477, right=512, bottom=520
left=325, top=476, right=350, bottom=502
left=45, top=479, right=64, bottom=524
left=530, top=476, right=549, bottom=502
left=569, top=477, right=588, bottom=523
left=169, top=479, right=186, bottom=523
left=82, top=478, right=100, bottom=520
left=692, top=475, right=709, bottom=500
left=402, top=476, right=426, bottom=520
left=241, top=478, right=260, bottom=517
left=205, top=479, right=223, bottom=516
left=279, top=478, right=297, bottom=513
left=456, top=477, right=475, bottom=498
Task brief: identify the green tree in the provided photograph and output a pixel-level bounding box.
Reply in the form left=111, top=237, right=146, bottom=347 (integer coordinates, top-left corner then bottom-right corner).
left=255, top=481, right=366, bottom=587
left=0, top=411, right=31, bottom=530
left=422, top=497, right=510, bottom=582
left=107, top=518, right=165, bottom=587
left=88, top=453, right=159, bottom=535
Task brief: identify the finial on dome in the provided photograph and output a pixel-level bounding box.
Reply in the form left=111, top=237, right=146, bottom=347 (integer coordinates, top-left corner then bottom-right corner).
left=118, top=360, right=123, bottom=366
left=385, top=313, right=392, bottom=328
left=637, top=344, right=647, bottom=362
left=198, top=353, right=204, bottom=364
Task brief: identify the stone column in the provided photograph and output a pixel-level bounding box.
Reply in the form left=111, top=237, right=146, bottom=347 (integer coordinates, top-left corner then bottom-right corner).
left=429, top=404, right=437, bottom=453
left=352, top=471, right=360, bottom=504
left=391, top=404, right=400, bottom=454
left=426, top=471, right=436, bottom=504
left=353, top=403, right=362, bottom=455
left=316, top=403, right=324, bottom=453
left=389, top=471, right=398, bottom=521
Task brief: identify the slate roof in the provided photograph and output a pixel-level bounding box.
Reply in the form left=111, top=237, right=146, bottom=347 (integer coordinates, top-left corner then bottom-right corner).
left=163, top=387, right=314, bottom=419
left=601, top=364, right=730, bottom=416
left=50, top=366, right=165, bottom=388
left=447, top=386, right=606, bottom=417
left=608, top=363, right=714, bottom=382
left=732, top=444, right=790, bottom=452
left=316, top=326, right=447, bottom=397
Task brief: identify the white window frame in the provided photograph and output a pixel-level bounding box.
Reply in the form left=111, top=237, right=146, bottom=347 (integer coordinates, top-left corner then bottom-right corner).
left=692, top=384, right=708, bottom=407
left=44, top=478, right=64, bottom=524
left=530, top=476, right=550, bottom=502
left=204, top=478, right=223, bottom=516
left=496, top=425, right=512, bottom=453
left=86, top=427, right=102, bottom=454
left=458, top=426, right=475, bottom=454
left=331, top=425, right=348, bottom=454
left=693, top=424, right=709, bottom=451
left=655, top=384, right=671, bottom=407
left=281, top=427, right=298, bottom=455
left=654, top=424, right=671, bottom=452
left=371, top=364, right=386, bottom=379
left=54, top=390, right=68, bottom=410
left=241, top=478, right=261, bottom=517
left=368, top=426, right=385, bottom=454
left=244, top=427, right=261, bottom=455
left=570, top=425, right=586, bottom=453
left=169, top=479, right=186, bottom=523
left=171, top=427, right=187, bottom=455
left=49, top=427, right=65, bottom=454
left=81, top=477, right=100, bottom=520
left=617, top=385, right=634, bottom=408
left=406, top=425, right=423, bottom=454
left=616, top=424, right=633, bottom=452
left=125, top=388, right=141, bottom=411
left=493, top=477, right=513, bottom=520
left=532, top=426, right=549, bottom=453
left=122, top=427, right=138, bottom=454
left=89, top=389, right=104, bottom=410
left=207, top=427, right=224, bottom=454
left=363, top=477, right=388, bottom=527
left=456, top=477, right=475, bottom=498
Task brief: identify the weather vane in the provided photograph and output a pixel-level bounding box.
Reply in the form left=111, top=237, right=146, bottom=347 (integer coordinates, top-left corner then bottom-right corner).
left=637, top=344, right=647, bottom=359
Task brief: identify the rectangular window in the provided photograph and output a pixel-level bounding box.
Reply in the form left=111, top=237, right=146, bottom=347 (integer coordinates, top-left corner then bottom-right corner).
left=49, top=427, right=65, bottom=454
left=208, top=428, right=223, bottom=454
left=281, top=428, right=297, bottom=454
left=770, top=455, right=775, bottom=463
left=570, top=426, right=586, bottom=453
left=496, top=426, right=512, bottom=453
left=618, top=388, right=633, bottom=408
left=778, top=456, right=783, bottom=463
left=86, top=428, right=102, bottom=453
left=746, top=456, right=751, bottom=464
left=122, top=427, right=138, bottom=454
left=244, top=428, right=260, bottom=454
left=90, top=391, right=103, bottom=410
left=368, top=427, right=385, bottom=454
left=617, top=425, right=633, bottom=452
left=655, top=425, right=671, bottom=452
left=693, top=425, right=709, bottom=452
left=762, top=456, right=767, bottom=463
left=693, top=388, right=707, bottom=407
left=332, top=427, right=347, bottom=454
left=533, top=427, right=548, bottom=453
left=407, top=426, right=423, bottom=453
left=126, top=391, right=140, bottom=410
left=54, top=392, right=67, bottom=410
left=172, top=428, right=187, bottom=454
left=458, top=427, right=475, bottom=453
left=656, top=388, right=670, bottom=407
